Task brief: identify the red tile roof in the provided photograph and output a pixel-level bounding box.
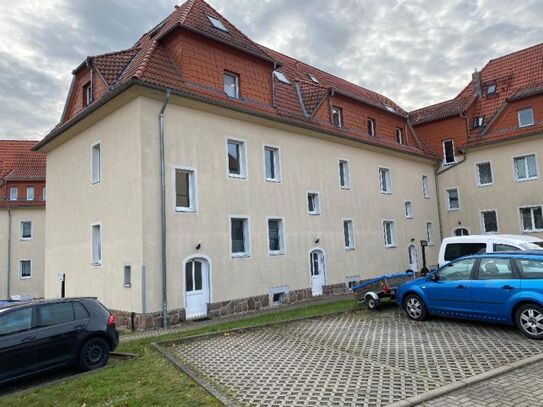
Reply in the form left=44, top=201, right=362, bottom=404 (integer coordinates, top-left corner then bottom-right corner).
left=36, top=0, right=433, bottom=158
left=0, top=140, right=45, bottom=182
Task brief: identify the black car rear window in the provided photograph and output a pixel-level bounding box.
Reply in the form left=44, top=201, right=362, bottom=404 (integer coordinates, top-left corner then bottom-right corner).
left=444, top=243, right=486, bottom=261
left=74, top=302, right=90, bottom=320
left=39, top=303, right=75, bottom=327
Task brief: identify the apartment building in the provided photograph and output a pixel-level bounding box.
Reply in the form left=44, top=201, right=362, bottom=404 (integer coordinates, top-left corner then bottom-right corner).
left=0, top=140, right=46, bottom=299
left=34, top=0, right=440, bottom=329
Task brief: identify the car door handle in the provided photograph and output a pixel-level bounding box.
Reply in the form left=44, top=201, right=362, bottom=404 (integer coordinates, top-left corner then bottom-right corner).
left=502, top=285, right=515, bottom=290
left=74, top=324, right=87, bottom=329
left=456, top=284, right=466, bottom=289
left=21, top=336, right=36, bottom=342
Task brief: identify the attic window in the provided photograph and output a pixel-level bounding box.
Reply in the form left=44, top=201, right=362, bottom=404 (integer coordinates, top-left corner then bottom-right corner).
left=331, top=107, right=342, bottom=128
left=83, top=82, right=92, bottom=107
left=207, top=14, right=228, bottom=32
left=473, top=116, right=484, bottom=128
left=307, top=73, right=319, bottom=84
left=383, top=103, right=395, bottom=113
left=486, top=84, right=496, bottom=96
left=273, top=71, right=290, bottom=84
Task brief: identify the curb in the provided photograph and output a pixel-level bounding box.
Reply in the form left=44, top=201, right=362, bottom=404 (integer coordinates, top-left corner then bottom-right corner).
left=386, top=352, right=543, bottom=407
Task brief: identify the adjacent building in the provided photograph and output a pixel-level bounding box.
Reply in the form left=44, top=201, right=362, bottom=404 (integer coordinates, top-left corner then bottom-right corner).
left=0, top=140, right=46, bottom=299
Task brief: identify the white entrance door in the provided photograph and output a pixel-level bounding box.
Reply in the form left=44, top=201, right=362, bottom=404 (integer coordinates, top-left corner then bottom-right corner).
left=408, top=245, right=418, bottom=272
left=310, top=250, right=326, bottom=296
left=184, top=259, right=209, bottom=319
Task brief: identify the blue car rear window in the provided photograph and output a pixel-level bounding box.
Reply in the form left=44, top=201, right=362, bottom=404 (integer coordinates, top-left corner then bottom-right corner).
left=517, top=259, right=543, bottom=279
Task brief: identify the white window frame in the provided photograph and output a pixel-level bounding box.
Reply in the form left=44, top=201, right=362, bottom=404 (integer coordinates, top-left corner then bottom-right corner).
left=26, top=187, right=34, bottom=201
left=442, top=139, right=456, bottom=165
left=422, top=175, right=430, bottom=198
left=307, top=191, right=321, bottom=215
left=91, top=141, right=101, bottom=185
left=20, top=220, right=32, bottom=241
left=224, top=71, right=239, bottom=99
left=123, top=264, right=132, bottom=288
left=452, top=227, right=471, bottom=237
left=226, top=137, right=247, bottom=180
left=19, top=259, right=32, bottom=280
left=395, top=128, right=403, bottom=144
left=229, top=215, right=251, bottom=258
left=446, top=187, right=460, bottom=211
left=267, top=217, right=286, bottom=256
left=404, top=201, right=413, bottom=219
left=378, top=166, right=392, bottom=194
left=426, top=222, right=434, bottom=246
left=338, top=159, right=351, bottom=190
left=85, top=82, right=93, bottom=106
left=263, top=144, right=281, bottom=183
left=383, top=220, right=396, bottom=248
left=343, top=218, right=355, bottom=251
left=480, top=209, right=499, bottom=234
left=331, top=107, right=342, bottom=128
left=173, top=166, right=197, bottom=213
left=475, top=160, right=493, bottom=187
left=273, top=71, right=290, bottom=84
left=367, top=118, right=375, bottom=137
left=518, top=107, right=534, bottom=128
left=206, top=14, right=228, bottom=32
left=513, top=153, right=539, bottom=182
left=9, top=187, right=18, bottom=201
left=518, top=205, right=543, bottom=233
left=91, top=222, right=102, bottom=266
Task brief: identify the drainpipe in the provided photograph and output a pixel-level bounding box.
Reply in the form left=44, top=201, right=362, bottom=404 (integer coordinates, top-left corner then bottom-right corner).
left=159, top=90, right=171, bottom=328
left=7, top=207, right=11, bottom=299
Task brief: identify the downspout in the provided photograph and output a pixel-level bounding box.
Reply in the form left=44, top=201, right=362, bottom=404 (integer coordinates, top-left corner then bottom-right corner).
left=159, top=90, right=171, bottom=328
left=272, top=62, right=277, bottom=108
left=7, top=207, right=11, bottom=299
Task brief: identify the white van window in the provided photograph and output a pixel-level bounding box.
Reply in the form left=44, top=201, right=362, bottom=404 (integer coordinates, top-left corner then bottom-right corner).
left=444, top=243, right=486, bottom=262
left=493, top=244, right=521, bottom=252
left=519, top=242, right=543, bottom=250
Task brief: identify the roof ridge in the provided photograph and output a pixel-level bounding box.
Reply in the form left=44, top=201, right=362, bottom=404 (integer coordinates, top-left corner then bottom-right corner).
left=91, top=47, right=140, bottom=60
left=487, top=41, right=543, bottom=64
left=133, top=41, right=158, bottom=79
left=178, top=0, right=197, bottom=24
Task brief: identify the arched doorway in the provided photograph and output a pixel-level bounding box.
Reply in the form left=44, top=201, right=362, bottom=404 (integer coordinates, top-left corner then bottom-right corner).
left=453, top=227, right=470, bottom=236
left=408, top=244, right=418, bottom=272
left=309, top=249, right=326, bottom=296
left=183, top=257, right=211, bottom=319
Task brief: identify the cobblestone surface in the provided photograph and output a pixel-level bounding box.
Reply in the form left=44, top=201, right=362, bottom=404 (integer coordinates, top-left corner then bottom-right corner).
left=164, top=308, right=543, bottom=407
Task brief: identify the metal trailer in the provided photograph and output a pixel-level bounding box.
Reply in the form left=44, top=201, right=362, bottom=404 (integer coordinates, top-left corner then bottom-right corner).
left=352, top=271, right=415, bottom=310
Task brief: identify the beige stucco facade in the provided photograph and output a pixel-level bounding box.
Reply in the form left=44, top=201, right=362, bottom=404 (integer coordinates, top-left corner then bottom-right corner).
left=437, top=134, right=543, bottom=238
left=43, top=87, right=440, bottom=315
left=0, top=207, right=45, bottom=299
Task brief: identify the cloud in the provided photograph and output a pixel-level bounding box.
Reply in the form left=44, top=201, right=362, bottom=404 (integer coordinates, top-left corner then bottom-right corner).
left=0, top=0, right=541, bottom=140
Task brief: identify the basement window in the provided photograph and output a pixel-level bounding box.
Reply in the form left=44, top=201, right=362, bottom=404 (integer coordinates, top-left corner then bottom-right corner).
left=307, top=73, right=319, bottom=84
left=206, top=14, right=228, bottom=32
left=273, top=71, right=290, bottom=84
left=269, top=286, right=289, bottom=306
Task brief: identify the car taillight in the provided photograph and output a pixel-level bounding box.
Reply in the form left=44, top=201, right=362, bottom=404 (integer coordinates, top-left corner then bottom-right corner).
left=108, top=314, right=116, bottom=326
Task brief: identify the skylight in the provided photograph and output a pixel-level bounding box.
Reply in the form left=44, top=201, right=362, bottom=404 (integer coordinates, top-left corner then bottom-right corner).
left=207, top=14, right=228, bottom=32
left=274, top=71, right=290, bottom=84
left=487, top=84, right=496, bottom=96
left=383, top=103, right=395, bottom=113
left=307, top=73, right=319, bottom=84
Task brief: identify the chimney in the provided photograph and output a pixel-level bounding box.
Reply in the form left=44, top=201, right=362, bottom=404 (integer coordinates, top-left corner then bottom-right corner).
left=472, top=68, right=482, bottom=97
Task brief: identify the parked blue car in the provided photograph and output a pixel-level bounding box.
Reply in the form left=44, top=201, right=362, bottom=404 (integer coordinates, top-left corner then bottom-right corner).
left=396, top=251, right=543, bottom=339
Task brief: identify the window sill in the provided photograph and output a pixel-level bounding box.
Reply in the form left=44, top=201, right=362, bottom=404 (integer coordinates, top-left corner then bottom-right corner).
left=228, top=174, right=247, bottom=180
left=308, top=212, right=321, bottom=216
left=175, top=207, right=197, bottom=213
left=91, top=262, right=102, bottom=267
left=340, top=186, right=351, bottom=191
left=20, top=238, right=32, bottom=241
left=265, top=178, right=282, bottom=184
left=345, top=247, right=356, bottom=251
left=380, top=191, right=392, bottom=195
left=91, top=181, right=101, bottom=186
left=124, top=283, right=132, bottom=288
left=448, top=208, right=460, bottom=212
left=268, top=251, right=285, bottom=257
left=477, top=183, right=494, bottom=188
left=519, top=123, right=534, bottom=128
left=405, top=216, right=413, bottom=220
left=231, top=253, right=250, bottom=259
left=522, top=229, right=543, bottom=234
left=516, top=177, right=539, bottom=183
left=385, top=245, right=396, bottom=249
left=423, top=196, right=431, bottom=199
left=20, top=276, right=32, bottom=280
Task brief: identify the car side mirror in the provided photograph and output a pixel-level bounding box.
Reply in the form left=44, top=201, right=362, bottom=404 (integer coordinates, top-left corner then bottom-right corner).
left=429, top=273, right=439, bottom=282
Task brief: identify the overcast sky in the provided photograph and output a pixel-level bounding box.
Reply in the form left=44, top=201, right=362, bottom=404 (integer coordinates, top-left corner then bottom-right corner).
left=1, top=0, right=542, bottom=140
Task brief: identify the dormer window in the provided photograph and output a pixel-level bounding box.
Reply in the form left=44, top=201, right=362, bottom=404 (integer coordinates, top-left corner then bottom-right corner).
left=83, top=82, right=92, bottom=107
left=473, top=116, right=484, bottom=128
left=331, top=107, right=342, bottom=128
left=307, top=73, right=319, bottom=84
left=367, top=118, right=376, bottom=137
left=273, top=71, right=290, bottom=84
left=224, top=72, right=239, bottom=98
left=395, top=128, right=403, bottom=144
left=518, top=107, right=534, bottom=128
left=207, top=14, right=228, bottom=32
left=383, top=103, right=395, bottom=113
left=486, top=84, right=496, bottom=96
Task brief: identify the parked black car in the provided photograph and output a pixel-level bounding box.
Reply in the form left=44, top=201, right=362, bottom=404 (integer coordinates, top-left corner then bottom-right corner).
left=0, top=297, right=119, bottom=385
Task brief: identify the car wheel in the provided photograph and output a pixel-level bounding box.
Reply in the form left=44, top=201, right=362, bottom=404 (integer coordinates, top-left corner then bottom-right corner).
left=78, top=337, right=110, bottom=371
left=516, top=304, right=543, bottom=340
left=366, top=295, right=380, bottom=311
left=403, top=294, right=427, bottom=321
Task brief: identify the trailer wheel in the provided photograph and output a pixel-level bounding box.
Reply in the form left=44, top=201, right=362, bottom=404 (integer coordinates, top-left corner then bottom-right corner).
left=365, top=295, right=380, bottom=311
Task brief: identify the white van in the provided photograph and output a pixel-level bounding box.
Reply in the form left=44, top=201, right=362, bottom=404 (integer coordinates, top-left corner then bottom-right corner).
left=438, top=234, right=543, bottom=267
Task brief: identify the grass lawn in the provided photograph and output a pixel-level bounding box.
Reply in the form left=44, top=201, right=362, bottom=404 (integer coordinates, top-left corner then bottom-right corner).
left=1, top=298, right=363, bottom=407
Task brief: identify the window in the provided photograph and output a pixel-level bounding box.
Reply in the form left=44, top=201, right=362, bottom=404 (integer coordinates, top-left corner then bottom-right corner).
left=453, top=227, right=470, bottom=237
left=175, top=168, right=196, bottom=212
left=494, top=244, right=521, bottom=252
left=446, top=188, right=460, bottom=211
left=343, top=220, right=355, bottom=250
left=367, top=118, right=375, bottom=137
left=227, top=139, right=246, bottom=178
left=91, top=224, right=102, bottom=265
left=26, top=187, right=34, bottom=201
left=20, top=221, right=32, bottom=240
left=83, top=82, right=92, bottom=107
left=273, top=71, right=290, bottom=84
left=481, top=210, right=498, bottom=233
left=124, top=265, right=131, bottom=288
left=42, top=187, right=46, bottom=201
left=74, top=302, right=90, bottom=320
left=185, top=260, right=203, bottom=292
left=20, top=260, right=31, bottom=279
left=476, top=162, right=493, bottom=186
left=486, top=84, right=496, bottom=96
left=91, top=142, right=101, bottom=184
left=267, top=218, right=285, bottom=255
left=444, top=243, right=485, bottom=262
left=307, top=192, right=320, bottom=215
left=477, top=258, right=514, bottom=280
left=207, top=14, right=228, bottom=32
left=9, top=187, right=17, bottom=201
left=520, top=206, right=543, bottom=232
left=345, top=276, right=359, bottom=290
left=264, top=146, right=281, bottom=182
left=404, top=201, right=413, bottom=219
left=383, top=221, right=396, bottom=248
left=395, top=128, right=403, bottom=144
left=269, top=286, right=288, bottom=306
left=224, top=72, right=239, bottom=98
left=339, top=160, right=351, bottom=189
left=442, top=140, right=455, bottom=164
left=331, top=107, right=342, bottom=128
left=422, top=175, right=430, bottom=198
left=438, top=259, right=475, bottom=281
left=514, top=154, right=538, bottom=181
left=473, top=116, right=484, bottom=128
left=379, top=167, right=392, bottom=194
left=307, top=73, right=319, bottom=83
left=516, top=259, right=543, bottom=279
left=426, top=222, right=434, bottom=245
left=38, top=303, right=75, bottom=327
left=518, top=108, right=534, bottom=128
left=0, top=308, right=32, bottom=336
left=231, top=217, right=249, bottom=257
left=383, top=104, right=395, bottom=113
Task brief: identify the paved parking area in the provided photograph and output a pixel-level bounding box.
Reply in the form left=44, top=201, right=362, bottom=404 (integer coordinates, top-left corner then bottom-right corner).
left=162, top=307, right=543, bottom=406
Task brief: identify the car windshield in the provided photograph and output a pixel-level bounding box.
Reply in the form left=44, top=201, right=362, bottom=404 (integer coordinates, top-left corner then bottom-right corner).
left=520, top=242, right=543, bottom=250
